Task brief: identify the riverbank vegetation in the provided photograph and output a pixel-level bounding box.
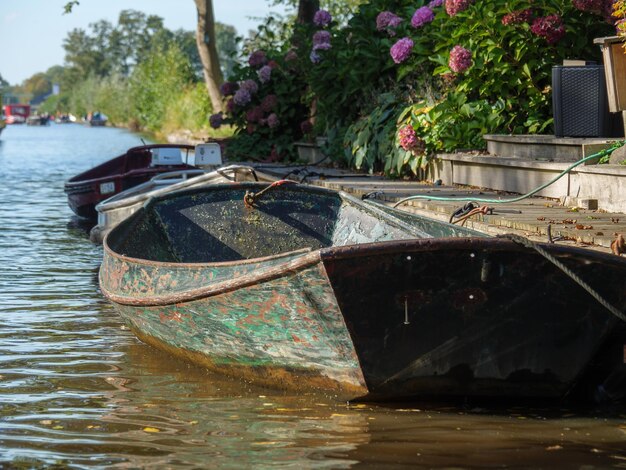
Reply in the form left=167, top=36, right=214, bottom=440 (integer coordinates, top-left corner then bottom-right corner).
left=2, top=9, right=236, bottom=140
left=2, top=0, right=621, bottom=174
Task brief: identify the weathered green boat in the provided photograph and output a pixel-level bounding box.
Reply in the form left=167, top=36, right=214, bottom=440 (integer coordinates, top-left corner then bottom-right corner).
left=100, top=182, right=626, bottom=401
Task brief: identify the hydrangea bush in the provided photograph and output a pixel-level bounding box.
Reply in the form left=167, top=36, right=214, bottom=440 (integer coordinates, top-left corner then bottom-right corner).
left=215, top=0, right=616, bottom=173
left=310, top=0, right=615, bottom=174
left=214, top=46, right=309, bottom=161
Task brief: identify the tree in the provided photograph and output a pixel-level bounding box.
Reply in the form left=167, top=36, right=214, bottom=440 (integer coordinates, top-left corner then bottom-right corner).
left=215, top=23, right=238, bottom=79
left=193, top=0, right=223, bottom=112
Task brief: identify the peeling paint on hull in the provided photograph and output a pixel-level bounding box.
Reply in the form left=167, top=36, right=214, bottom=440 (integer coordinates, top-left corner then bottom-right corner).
left=105, top=259, right=368, bottom=396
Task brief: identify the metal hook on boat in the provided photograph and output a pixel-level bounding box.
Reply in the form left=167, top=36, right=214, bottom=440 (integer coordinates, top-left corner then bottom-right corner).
left=243, top=180, right=297, bottom=208
left=362, top=190, right=384, bottom=201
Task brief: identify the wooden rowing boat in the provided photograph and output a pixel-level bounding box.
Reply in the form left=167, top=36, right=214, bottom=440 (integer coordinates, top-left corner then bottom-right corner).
left=100, top=182, right=626, bottom=401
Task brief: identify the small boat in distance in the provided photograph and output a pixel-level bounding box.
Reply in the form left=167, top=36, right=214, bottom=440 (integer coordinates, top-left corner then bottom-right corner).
left=64, top=143, right=200, bottom=219
left=26, top=114, right=50, bottom=126
left=100, top=182, right=626, bottom=402
left=90, top=164, right=276, bottom=243
left=88, top=112, right=107, bottom=127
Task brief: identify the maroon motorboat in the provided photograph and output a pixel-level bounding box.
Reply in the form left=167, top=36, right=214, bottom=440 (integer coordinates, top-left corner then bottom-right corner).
left=64, top=144, right=197, bottom=219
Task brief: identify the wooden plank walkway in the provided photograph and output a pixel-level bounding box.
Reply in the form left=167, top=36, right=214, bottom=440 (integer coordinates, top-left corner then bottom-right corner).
left=290, top=171, right=624, bottom=254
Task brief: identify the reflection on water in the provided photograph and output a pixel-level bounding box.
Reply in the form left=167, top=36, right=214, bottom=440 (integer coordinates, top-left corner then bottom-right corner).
left=0, top=124, right=625, bottom=468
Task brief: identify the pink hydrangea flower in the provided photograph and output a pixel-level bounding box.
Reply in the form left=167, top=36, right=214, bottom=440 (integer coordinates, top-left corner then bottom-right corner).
left=445, top=0, right=473, bottom=16
left=502, top=9, right=534, bottom=25
left=314, top=9, right=332, bottom=27
left=530, top=14, right=565, bottom=44
left=448, top=45, right=472, bottom=73
left=390, top=37, right=414, bottom=64
left=398, top=125, right=425, bottom=153
left=411, top=7, right=435, bottom=28
left=376, top=11, right=403, bottom=36
left=573, top=0, right=604, bottom=14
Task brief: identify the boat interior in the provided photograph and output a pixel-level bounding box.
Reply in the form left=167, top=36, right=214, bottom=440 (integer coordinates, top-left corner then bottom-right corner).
left=107, top=183, right=476, bottom=263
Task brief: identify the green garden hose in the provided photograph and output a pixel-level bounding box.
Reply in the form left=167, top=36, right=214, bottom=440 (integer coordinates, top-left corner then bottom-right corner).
left=393, top=140, right=625, bottom=208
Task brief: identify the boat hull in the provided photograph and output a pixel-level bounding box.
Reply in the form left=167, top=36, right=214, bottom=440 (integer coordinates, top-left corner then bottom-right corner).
left=322, top=239, right=626, bottom=400
left=101, top=235, right=626, bottom=401
left=101, top=250, right=368, bottom=395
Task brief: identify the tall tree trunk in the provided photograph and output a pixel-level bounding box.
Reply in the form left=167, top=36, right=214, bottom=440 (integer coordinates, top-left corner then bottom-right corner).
left=297, top=0, right=320, bottom=24
left=194, top=0, right=223, bottom=113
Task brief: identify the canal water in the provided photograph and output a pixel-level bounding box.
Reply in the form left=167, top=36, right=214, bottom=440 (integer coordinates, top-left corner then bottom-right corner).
left=0, top=123, right=625, bottom=469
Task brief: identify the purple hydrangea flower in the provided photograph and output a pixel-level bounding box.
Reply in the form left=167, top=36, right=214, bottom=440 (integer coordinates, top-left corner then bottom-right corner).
left=261, top=94, right=278, bottom=112
left=257, top=65, right=272, bottom=84
left=226, top=98, right=235, bottom=113
left=220, top=81, right=237, bottom=96
left=428, top=0, right=444, bottom=7
left=248, top=50, right=267, bottom=68
left=233, top=88, right=252, bottom=106
left=313, top=9, right=332, bottom=27
left=240, top=79, right=258, bottom=95
left=310, top=50, right=322, bottom=64
left=376, top=11, right=404, bottom=36
left=411, top=7, right=435, bottom=28
left=209, top=112, right=223, bottom=129
left=445, top=0, right=473, bottom=16
left=448, top=45, right=472, bottom=73
left=390, top=37, right=414, bottom=64
left=267, top=113, right=279, bottom=129
left=313, top=30, right=332, bottom=50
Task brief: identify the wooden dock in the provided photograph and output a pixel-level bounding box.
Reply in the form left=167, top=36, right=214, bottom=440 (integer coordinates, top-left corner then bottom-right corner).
left=250, top=164, right=625, bottom=255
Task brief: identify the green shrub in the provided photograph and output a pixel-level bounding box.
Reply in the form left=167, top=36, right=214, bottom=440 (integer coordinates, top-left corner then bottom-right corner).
left=129, top=44, right=197, bottom=132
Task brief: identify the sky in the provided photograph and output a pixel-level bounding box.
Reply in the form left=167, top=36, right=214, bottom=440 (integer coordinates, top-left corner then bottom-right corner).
left=0, top=0, right=289, bottom=85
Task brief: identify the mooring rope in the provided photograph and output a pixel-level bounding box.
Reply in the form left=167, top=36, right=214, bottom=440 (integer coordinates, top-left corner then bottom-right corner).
left=499, top=233, right=626, bottom=323
left=393, top=141, right=625, bottom=208
left=243, top=180, right=297, bottom=208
